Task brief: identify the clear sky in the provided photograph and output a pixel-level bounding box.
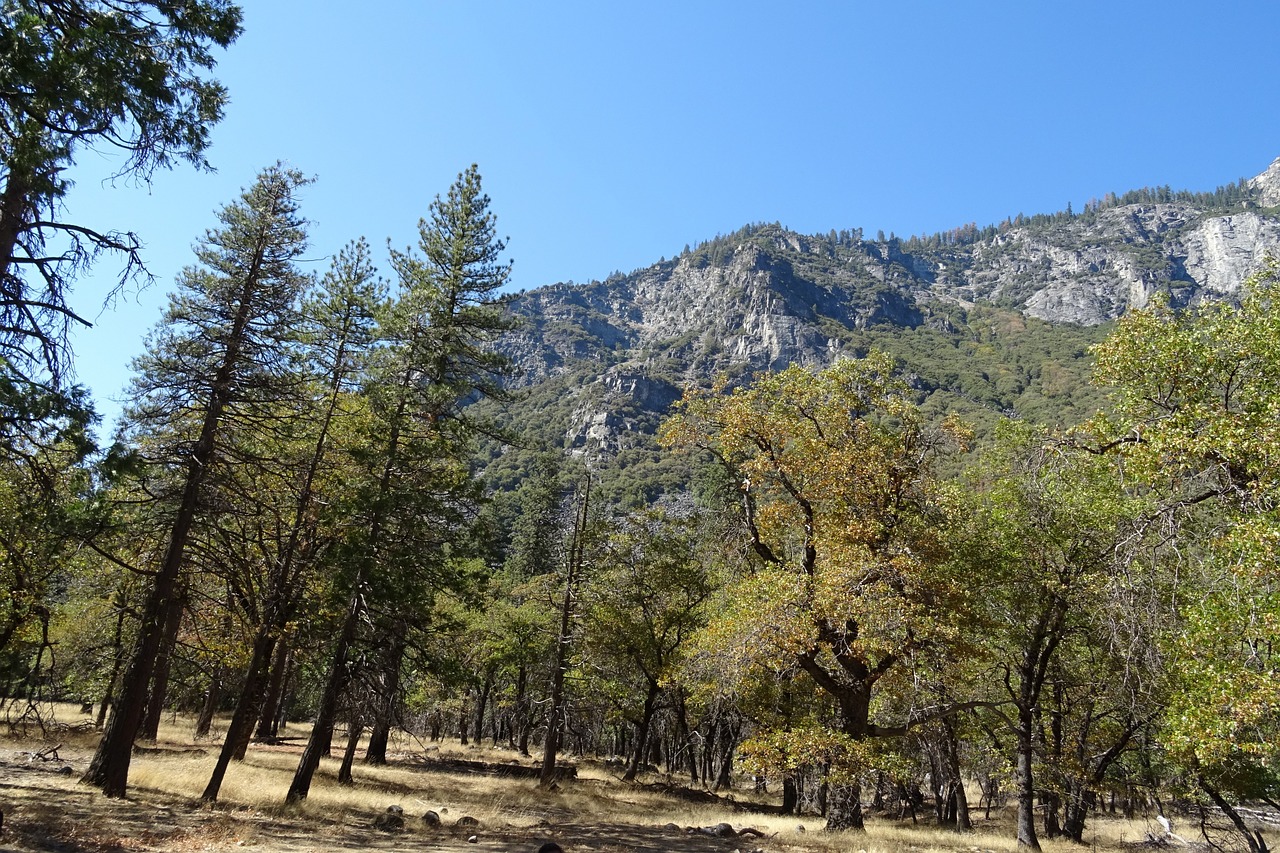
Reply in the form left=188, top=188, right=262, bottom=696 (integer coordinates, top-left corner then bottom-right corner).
left=63, top=1, right=1280, bottom=432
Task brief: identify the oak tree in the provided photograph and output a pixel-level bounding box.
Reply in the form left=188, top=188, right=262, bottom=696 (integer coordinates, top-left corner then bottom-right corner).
left=661, top=354, right=971, bottom=830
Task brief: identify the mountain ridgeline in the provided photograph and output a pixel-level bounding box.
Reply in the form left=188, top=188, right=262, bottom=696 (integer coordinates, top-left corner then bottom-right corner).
left=482, top=158, right=1280, bottom=505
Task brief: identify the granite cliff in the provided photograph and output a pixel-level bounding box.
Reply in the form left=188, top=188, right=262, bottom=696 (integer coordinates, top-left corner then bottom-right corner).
left=487, top=158, right=1280, bottom=491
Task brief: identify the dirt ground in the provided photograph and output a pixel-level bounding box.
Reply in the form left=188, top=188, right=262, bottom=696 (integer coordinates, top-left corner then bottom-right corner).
left=0, top=744, right=769, bottom=853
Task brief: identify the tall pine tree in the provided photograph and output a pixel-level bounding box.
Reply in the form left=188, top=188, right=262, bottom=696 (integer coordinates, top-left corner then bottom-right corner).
left=287, top=164, right=514, bottom=800
left=83, top=164, right=311, bottom=797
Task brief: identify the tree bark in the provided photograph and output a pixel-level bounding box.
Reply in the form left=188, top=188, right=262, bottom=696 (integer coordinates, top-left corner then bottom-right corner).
left=944, top=717, right=972, bottom=831
left=338, top=718, right=363, bottom=785
left=623, top=678, right=661, bottom=782
left=202, top=632, right=277, bottom=801
left=255, top=639, right=290, bottom=739
left=1198, top=772, right=1270, bottom=853
left=825, top=782, right=865, bottom=830
left=1014, top=716, right=1040, bottom=851
left=194, top=665, right=223, bottom=739
left=140, top=588, right=187, bottom=741
left=95, top=594, right=130, bottom=731
left=365, top=629, right=407, bottom=765
left=286, top=594, right=360, bottom=802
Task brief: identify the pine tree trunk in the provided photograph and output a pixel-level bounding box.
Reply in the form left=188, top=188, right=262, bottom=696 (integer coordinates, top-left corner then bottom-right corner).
left=202, top=632, right=277, bottom=801
left=286, top=595, right=360, bottom=802
left=83, top=223, right=274, bottom=797
left=140, top=585, right=186, bottom=740
left=255, top=640, right=290, bottom=739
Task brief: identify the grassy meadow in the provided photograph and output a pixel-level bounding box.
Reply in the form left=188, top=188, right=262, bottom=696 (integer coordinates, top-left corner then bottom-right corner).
left=0, top=703, right=1176, bottom=853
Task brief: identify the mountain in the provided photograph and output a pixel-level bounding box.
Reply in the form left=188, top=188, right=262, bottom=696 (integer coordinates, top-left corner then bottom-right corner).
left=482, top=158, right=1280, bottom=504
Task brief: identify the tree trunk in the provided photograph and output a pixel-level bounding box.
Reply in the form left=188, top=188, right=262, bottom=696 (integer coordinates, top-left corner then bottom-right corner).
left=82, top=572, right=185, bottom=796
left=365, top=629, right=407, bottom=765
left=140, top=584, right=186, bottom=741
left=1198, top=772, right=1270, bottom=853
left=286, top=594, right=360, bottom=802
left=715, top=728, right=736, bottom=791
left=674, top=687, right=698, bottom=785
left=1015, top=716, right=1041, bottom=851
left=539, top=479, right=590, bottom=788
left=1062, top=785, right=1094, bottom=842
left=473, top=676, right=493, bottom=752
left=195, top=666, right=224, bottom=739
left=95, top=594, right=130, bottom=731
left=825, top=782, right=864, bottom=830
left=0, top=171, right=32, bottom=283
left=83, top=227, right=273, bottom=797
left=944, top=717, right=972, bottom=831
left=1011, top=593, right=1067, bottom=851
left=516, top=692, right=532, bottom=755
left=623, top=679, right=661, bottom=782
left=255, top=640, right=290, bottom=739
left=202, top=632, right=277, bottom=801
left=783, top=776, right=799, bottom=814
left=338, top=719, right=363, bottom=785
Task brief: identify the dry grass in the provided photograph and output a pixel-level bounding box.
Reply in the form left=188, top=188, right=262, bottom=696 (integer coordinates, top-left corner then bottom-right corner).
left=0, top=704, right=1166, bottom=853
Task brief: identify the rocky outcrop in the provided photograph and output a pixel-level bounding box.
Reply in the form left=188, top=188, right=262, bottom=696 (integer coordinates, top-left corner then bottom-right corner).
left=1181, top=212, right=1280, bottom=301
left=1249, top=157, right=1280, bottom=206
left=495, top=157, right=1280, bottom=453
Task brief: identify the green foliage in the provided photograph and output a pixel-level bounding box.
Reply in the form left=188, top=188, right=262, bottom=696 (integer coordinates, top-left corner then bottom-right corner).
left=662, top=355, right=972, bottom=766
left=1091, top=259, right=1280, bottom=808
left=740, top=724, right=914, bottom=784
left=385, top=163, right=516, bottom=430
left=0, top=381, right=96, bottom=675
left=581, top=507, right=716, bottom=688
left=0, top=0, right=243, bottom=385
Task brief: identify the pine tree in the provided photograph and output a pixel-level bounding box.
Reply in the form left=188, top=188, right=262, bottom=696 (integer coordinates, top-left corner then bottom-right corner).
left=201, top=237, right=384, bottom=802
left=82, top=164, right=311, bottom=798
left=287, top=165, right=515, bottom=800
left=0, top=0, right=242, bottom=387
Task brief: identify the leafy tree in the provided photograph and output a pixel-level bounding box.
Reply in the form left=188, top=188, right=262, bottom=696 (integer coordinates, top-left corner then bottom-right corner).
left=0, top=0, right=242, bottom=386
left=580, top=507, right=716, bottom=781
left=82, top=164, right=311, bottom=798
left=661, top=354, right=972, bottom=830
left=949, top=423, right=1159, bottom=850
left=0, top=382, right=94, bottom=698
left=489, top=453, right=567, bottom=755
left=1092, top=260, right=1280, bottom=853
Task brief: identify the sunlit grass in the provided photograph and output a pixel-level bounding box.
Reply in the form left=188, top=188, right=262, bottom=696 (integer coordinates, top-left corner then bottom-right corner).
left=8, top=704, right=1159, bottom=853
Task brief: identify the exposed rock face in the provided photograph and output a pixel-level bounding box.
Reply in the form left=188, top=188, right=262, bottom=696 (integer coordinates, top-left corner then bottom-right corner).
left=496, top=158, right=1280, bottom=454
left=1181, top=213, right=1280, bottom=301
left=1249, top=157, right=1280, bottom=206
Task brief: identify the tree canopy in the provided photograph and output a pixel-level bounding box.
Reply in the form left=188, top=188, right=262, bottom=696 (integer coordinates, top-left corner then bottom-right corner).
left=0, top=0, right=242, bottom=385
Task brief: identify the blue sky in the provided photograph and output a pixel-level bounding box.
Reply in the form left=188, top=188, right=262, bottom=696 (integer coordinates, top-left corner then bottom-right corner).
left=65, top=1, right=1280, bottom=431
